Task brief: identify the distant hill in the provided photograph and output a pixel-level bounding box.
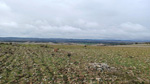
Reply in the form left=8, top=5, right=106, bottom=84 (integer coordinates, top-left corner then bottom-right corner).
left=0, top=37, right=149, bottom=45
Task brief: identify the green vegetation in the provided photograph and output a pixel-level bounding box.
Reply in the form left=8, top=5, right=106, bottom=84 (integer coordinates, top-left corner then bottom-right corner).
left=0, top=43, right=150, bottom=84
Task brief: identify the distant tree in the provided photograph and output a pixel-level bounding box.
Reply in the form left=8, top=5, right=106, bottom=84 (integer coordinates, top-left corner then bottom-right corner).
left=145, top=42, right=150, bottom=44
left=119, top=43, right=127, bottom=45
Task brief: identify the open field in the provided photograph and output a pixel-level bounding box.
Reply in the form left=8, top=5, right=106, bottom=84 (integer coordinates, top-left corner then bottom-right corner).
left=112, top=44, right=150, bottom=47
left=0, top=43, right=150, bottom=84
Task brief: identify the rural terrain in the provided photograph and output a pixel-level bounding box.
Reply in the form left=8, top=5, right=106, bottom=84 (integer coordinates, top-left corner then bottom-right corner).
left=0, top=43, right=150, bottom=84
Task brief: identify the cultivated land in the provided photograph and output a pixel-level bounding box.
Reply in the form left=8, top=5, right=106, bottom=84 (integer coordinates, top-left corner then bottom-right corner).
left=0, top=43, right=150, bottom=84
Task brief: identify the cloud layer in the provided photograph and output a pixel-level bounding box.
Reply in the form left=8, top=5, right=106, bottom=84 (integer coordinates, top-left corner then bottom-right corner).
left=0, top=0, right=150, bottom=40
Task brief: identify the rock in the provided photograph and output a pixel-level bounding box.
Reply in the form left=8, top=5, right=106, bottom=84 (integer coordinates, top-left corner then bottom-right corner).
left=137, top=77, right=143, bottom=83
left=88, top=63, right=116, bottom=72
left=0, top=75, right=2, bottom=79
left=127, top=70, right=134, bottom=76
left=109, top=67, right=117, bottom=72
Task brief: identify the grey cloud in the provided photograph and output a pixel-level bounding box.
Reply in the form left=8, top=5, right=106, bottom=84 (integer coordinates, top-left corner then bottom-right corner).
left=0, top=0, right=150, bottom=40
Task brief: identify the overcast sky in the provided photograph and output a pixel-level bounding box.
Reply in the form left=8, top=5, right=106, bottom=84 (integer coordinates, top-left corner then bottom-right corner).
left=0, top=0, right=150, bottom=40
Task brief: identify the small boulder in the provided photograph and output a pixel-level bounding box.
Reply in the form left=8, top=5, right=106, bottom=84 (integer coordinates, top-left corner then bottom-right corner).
left=88, top=63, right=116, bottom=72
